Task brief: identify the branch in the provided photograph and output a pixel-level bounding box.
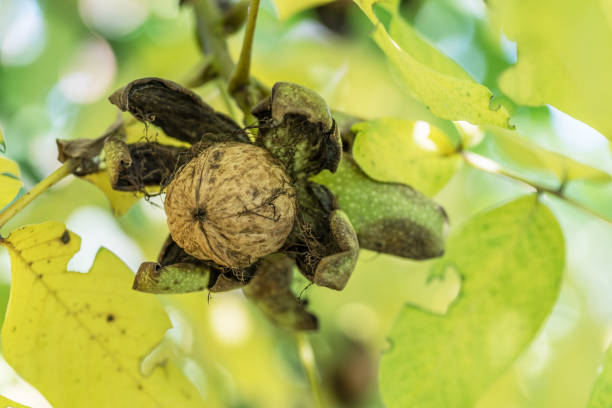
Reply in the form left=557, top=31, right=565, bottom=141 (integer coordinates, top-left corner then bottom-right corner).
left=462, top=151, right=612, bottom=225
left=192, top=0, right=235, bottom=79
left=229, top=0, right=260, bottom=93
left=0, top=159, right=78, bottom=230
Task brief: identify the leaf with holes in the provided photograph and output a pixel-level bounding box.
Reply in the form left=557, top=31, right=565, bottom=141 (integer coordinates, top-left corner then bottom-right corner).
left=491, top=0, right=612, bottom=140
left=351, top=0, right=511, bottom=128
left=0, top=157, right=22, bottom=211
left=379, top=195, right=564, bottom=408
left=351, top=118, right=461, bottom=196
left=0, top=222, right=204, bottom=408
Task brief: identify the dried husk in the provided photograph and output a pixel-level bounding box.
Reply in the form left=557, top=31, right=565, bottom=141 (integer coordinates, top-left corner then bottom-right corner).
left=243, top=254, right=318, bottom=331
left=165, top=142, right=297, bottom=268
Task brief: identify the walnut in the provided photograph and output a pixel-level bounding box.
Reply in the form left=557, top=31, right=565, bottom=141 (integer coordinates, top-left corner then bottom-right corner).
left=164, top=142, right=296, bottom=268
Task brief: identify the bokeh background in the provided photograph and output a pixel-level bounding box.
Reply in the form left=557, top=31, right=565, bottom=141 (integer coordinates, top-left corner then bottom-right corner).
left=1, top=0, right=612, bottom=407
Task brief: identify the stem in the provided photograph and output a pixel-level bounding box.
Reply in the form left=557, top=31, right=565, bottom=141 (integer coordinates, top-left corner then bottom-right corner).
left=296, top=333, right=324, bottom=408
left=193, top=0, right=235, bottom=79
left=229, top=0, right=260, bottom=93
left=462, top=151, right=612, bottom=225
left=215, top=79, right=239, bottom=122
left=0, top=159, right=78, bottom=229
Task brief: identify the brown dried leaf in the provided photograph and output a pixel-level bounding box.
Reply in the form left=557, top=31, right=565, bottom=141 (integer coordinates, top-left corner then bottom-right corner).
left=56, top=114, right=124, bottom=165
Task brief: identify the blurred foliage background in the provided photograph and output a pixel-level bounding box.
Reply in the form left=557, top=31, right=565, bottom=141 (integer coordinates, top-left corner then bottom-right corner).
left=1, top=0, right=612, bottom=407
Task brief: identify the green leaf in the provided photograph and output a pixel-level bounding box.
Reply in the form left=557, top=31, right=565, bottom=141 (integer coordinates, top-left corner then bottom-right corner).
left=0, top=127, right=5, bottom=153
left=0, top=222, right=205, bottom=408
left=379, top=195, right=565, bottom=408
left=587, top=346, right=612, bottom=407
left=492, top=0, right=612, bottom=140
left=271, top=0, right=335, bottom=20
left=0, top=395, right=28, bottom=408
left=0, top=157, right=23, bottom=211
left=352, top=118, right=462, bottom=196
left=312, top=155, right=447, bottom=259
left=481, top=126, right=612, bottom=184
left=352, top=1, right=511, bottom=127
left=388, top=8, right=473, bottom=81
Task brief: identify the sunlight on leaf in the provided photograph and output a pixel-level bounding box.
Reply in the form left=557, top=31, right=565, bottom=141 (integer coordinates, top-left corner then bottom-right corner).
left=0, top=222, right=205, bottom=408
left=379, top=195, right=565, bottom=407
left=0, top=395, right=28, bottom=408
left=82, top=172, right=142, bottom=216
left=388, top=13, right=472, bottom=81
left=0, top=157, right=22, bottom=210
left=352, top=1, right=511, bottom=127
left=312, top=155, right=447, bottom=259
left=587, top=346, right=612, bottom=407
left=352, top=118, right=461, bottom=196
left=482, top=127, right=612, bottom=184
left=492, top=0, right=612, bottom=140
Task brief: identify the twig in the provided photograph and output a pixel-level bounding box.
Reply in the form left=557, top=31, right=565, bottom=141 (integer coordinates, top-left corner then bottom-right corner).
left=462, top=151, right=612, bottom=225
left=215, top=79, right=239, bottom=122
left=0, top=159, right=79, bottom=229
left=229, top=0, right=260, bottom=93
left=296, top=332, right=324, bottom=408
left=193, top=0, right=235, bottom=79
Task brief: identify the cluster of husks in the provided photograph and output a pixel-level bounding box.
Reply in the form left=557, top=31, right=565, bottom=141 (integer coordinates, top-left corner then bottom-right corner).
left=56, top=77, right=448, bottom=331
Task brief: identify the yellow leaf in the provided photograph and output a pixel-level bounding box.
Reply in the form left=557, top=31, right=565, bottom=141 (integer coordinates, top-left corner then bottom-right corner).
left=0, top=222, right=205, bottom=408
left=124, top=120, right=190, bottom=147
left=0, top=157, right=22, bottom=210
left=0, top=395, right=29, bottom=408
left=82, top=172, right=142, bottom=216
left=272, top=0, right=335, bottom=20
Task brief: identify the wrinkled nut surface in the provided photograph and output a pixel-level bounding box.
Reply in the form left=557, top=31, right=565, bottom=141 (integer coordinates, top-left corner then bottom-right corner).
left=165, top=142, right=296, bottom=268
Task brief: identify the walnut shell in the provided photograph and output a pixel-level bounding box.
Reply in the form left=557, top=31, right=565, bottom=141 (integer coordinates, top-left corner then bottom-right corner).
left=164, top=142, right=296, bottom=268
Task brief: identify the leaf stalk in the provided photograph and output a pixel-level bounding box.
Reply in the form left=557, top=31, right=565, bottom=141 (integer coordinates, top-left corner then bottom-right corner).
left=462, top=151, right=612, bottom=225
left=296, top=333, right=324, bottom=408
left=0, top=159, right=78, bottom=230
left=229, top=0, right=260, bottom=93
left=193, top=0, right=236, bottom=79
